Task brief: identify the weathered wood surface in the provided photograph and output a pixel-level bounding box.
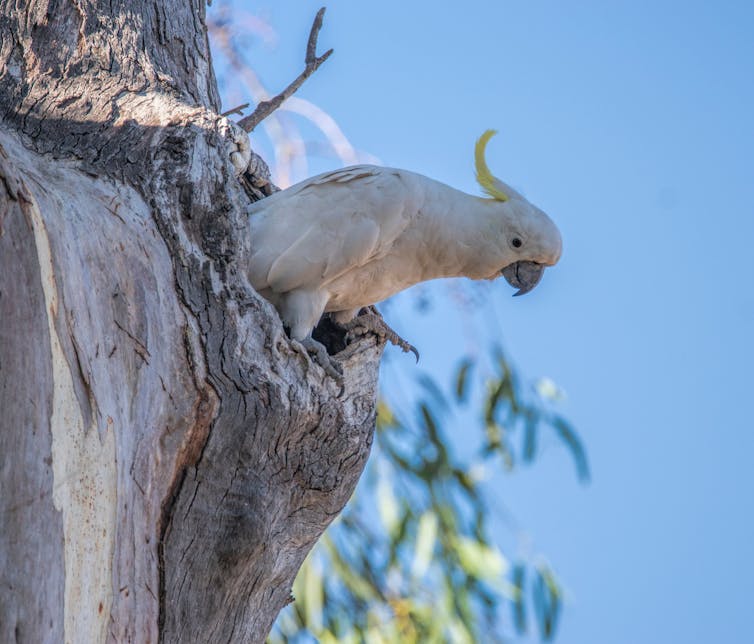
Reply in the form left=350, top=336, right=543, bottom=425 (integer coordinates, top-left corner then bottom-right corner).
left=0, top=2, right=383, bottom=642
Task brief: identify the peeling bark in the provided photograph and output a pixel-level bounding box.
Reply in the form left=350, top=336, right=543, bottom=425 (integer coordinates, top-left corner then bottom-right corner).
left=0, top=2, right=383, bottom=642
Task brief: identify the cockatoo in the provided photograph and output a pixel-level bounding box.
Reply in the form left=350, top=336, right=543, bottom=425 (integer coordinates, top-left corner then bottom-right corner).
left=247, top=130, right=561, bottom=377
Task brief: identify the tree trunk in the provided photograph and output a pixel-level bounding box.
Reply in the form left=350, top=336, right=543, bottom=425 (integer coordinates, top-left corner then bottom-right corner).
left=0, top=2, right=383, bottom=642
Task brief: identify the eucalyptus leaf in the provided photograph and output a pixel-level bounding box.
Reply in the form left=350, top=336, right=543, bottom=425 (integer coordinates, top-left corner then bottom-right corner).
left=411, top=511, right=438, bottom=580
left=454, top=536, right=509, bottom=580
left=454, top=357, right=474, bottom=402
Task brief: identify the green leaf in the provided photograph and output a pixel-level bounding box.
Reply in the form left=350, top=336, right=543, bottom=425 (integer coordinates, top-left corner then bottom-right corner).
left=484, top=378, right=506, bottom=425
left=376, top=474, right=400, bottom=537
left=420, top=402, right=438, bottom=437
left=376, top=399, right=397, bottom=431
left=303, top=555, right=324, bottom=632
left=447, top=618, right=474, bottom=644
left=454, top=536, right=509, bottom=580
left=511, top=563, right=527, bottom=634
left=365, top=626, right=387, bottom=644
left=522, top=414, right=538, bottom=463
left=411, top=511, right=438, bottom=579
left=319, top=632, right=340, bottom=644
left=551, top=416, right=590, bottom=482
left=533, top=565, right=562, bottom=641
left=419, top=403, right=449, bottom=463
left=484, top=420, right=502, bottom=448
left=454, top=357, right=474, bottom=402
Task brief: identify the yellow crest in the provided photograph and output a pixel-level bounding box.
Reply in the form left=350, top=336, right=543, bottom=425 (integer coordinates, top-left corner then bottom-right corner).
left=474, top=129, right=509, bottom=202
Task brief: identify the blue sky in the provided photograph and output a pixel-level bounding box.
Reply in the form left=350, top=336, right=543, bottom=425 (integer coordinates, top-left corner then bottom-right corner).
left=213, top=1, right=754, bottom=641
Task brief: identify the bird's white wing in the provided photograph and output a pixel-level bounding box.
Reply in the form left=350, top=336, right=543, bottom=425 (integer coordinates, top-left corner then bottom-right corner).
left=248, top=166, right=418, bottom=294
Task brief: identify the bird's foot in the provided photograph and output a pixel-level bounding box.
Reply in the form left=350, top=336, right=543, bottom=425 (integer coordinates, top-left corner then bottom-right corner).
left=342, top=306, right=420, bottom=362
left=300, top=336, right=343, bottom=382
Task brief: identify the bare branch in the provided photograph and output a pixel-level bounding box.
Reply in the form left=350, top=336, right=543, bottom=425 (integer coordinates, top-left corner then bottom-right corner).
left=306, top=7, right=327, bottom=65
left=221, top=103, right=249, bottom=117
left=238, top=7, right=333, bottom=133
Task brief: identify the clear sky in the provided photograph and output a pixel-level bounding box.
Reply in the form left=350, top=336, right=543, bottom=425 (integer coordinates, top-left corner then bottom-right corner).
left=214, top=1, right=754, bottom=641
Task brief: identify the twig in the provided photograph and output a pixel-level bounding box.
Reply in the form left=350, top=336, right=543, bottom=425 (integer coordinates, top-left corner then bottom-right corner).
left=238, top=7, right=333, bottom=133
left=221, top=103, right=250, bottom=117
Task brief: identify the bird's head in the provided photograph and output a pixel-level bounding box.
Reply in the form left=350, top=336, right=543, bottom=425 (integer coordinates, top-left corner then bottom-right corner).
left=475, top=130, right=562, bottom=295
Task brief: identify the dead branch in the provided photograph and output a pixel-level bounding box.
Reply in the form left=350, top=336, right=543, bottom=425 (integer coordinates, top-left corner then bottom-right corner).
left=221, top=103, right=250, bottom=117
left=237, top=7, right=333, bottom=133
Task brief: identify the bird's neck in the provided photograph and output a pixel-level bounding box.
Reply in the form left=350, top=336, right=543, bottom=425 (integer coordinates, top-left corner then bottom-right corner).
left=414, top=177, right=504, bottom=281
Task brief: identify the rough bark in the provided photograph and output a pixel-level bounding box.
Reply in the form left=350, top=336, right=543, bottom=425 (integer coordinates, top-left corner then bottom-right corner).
left=0, top=2, right=383, bottom=643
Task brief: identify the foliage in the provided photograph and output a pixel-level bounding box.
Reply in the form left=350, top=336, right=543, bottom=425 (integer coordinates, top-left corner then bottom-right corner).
left=270, top=348, right=588, bottom=643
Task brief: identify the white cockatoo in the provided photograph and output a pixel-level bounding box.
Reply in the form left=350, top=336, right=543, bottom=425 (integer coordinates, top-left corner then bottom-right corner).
left=247, top=130, right=562, bottom=377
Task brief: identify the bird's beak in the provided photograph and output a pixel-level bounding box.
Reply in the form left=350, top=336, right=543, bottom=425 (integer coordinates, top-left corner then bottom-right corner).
left=501, top=261, right=545, bottom=296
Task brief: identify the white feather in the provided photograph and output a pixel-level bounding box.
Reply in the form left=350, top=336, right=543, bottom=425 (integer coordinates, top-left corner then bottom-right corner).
left=247, top=164, right=561, bottom=340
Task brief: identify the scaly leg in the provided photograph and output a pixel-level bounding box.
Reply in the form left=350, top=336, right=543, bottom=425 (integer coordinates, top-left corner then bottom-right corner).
left=335, top=306, right=419, bottom=362
left=282, top=289, right=344, bottom=381
left=300, top=336, right=343, bottom=381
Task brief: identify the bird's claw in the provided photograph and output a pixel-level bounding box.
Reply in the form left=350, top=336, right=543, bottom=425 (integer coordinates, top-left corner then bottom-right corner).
left=300, top=337, right=343, bottom=385
left=343, top=306, right=419, bottom=362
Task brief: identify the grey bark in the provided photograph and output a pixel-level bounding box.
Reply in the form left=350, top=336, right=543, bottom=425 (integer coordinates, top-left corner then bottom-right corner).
left=0, top=2, right=384, bottom=643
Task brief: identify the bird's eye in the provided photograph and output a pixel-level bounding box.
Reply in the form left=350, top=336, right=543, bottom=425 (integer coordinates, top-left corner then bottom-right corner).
left=511, top=237, right=523, bottom=248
